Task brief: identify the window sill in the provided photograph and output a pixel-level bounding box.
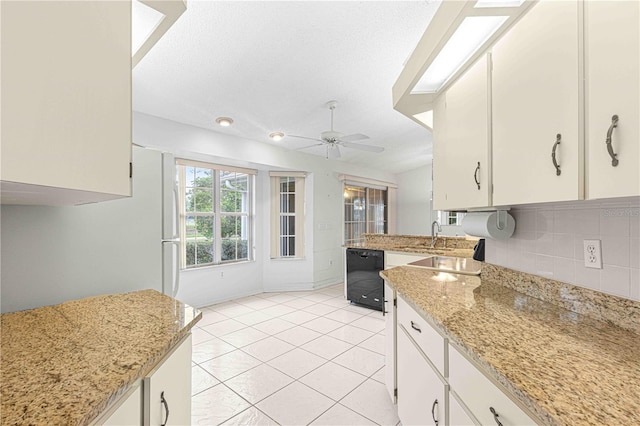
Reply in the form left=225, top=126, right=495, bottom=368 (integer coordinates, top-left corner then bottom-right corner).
left=181, top=259, right=253, bottom=272
left=270, top=257, right=307, bottom=261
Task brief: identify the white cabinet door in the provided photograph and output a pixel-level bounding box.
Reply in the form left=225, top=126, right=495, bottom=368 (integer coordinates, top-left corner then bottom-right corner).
left=492, top=0, right=581, bottom=206
left=1, top=1, right=132, bottom=205
left=145, top=335, right=192, bottom=426
left=397, top=328, right=446, bottom=426
left=384, top=282, right=396, bottom=403
left=433, top=54, right=491, bottom=211
left=449, top=391, right=478, bottom=426
left=99, top=383, right=142, bottom=426
left=586, top=0, right=640, bottom=199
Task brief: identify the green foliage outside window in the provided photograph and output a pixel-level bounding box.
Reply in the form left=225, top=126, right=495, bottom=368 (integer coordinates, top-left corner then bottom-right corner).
left=183, top=168, right=250, bottom=267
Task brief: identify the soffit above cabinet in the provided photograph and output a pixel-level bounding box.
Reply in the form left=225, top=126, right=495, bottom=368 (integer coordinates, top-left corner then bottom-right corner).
left=392, top=0, right=536, bottom=129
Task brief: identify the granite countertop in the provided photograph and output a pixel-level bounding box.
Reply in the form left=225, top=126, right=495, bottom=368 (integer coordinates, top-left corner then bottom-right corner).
left=347, top=243, right=475, bottom=258
left=349, top=233, right=478, bottom=258
left=381, top=266, right=640, bottom=426
left=0, top=289, right=201, bottom=425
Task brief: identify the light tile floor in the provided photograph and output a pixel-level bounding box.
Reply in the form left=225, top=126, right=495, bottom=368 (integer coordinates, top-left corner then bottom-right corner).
left=191, top=284, right=400, bottom=425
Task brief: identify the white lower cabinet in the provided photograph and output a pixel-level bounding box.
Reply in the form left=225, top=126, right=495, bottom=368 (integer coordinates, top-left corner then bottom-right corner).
left=397, top=328, right=447, bottom=426
left=93, top=334, right=192, bottom=426
left=397, top=296, right=446, bottom=376
left=98, top=382, right=142, bottom=426
left=144, top=335, right=192, bottom=426
left=389, top=292, right=541, bottom=426
left=449, top=345, right=536, bottom=426
left=449, top=390, right=477, bottom=426
left=384, top=252, right=430, bottom=269
left=383, top=282, right=397, bottom=404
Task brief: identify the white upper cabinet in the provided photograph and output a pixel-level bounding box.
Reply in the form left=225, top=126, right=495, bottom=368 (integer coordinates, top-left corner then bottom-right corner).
left=433, top=54, right=491, bottom=211
left=585, top=0, right=640, bottom=199
left=491, top=0, right=582, bottom=206
left=1, top=1, right=132, bottom=205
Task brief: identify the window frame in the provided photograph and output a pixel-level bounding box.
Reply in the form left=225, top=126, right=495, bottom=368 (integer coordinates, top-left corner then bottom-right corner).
left=343, top=183, right=388, bottom=246
left=270, top=172, right=306, bottom=259
left=177, top=159, right=255, bottom=269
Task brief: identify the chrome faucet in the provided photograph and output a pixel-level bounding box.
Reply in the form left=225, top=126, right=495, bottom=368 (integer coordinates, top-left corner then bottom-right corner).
left=431, top=221, right=442, bottom=248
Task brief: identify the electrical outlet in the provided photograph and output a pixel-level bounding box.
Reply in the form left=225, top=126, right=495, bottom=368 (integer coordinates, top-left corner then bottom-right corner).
left=583, top=239, right=602, bottom=269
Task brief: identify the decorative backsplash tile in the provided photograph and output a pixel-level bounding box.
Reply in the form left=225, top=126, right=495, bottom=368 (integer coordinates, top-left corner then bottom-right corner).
left=485, top=197, right=640, bottom=301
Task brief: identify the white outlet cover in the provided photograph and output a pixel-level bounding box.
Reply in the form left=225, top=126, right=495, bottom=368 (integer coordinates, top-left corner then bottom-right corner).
left=583, top=239, right=602, bottom=269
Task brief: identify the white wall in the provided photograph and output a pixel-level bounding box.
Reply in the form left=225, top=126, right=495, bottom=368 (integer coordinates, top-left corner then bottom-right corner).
left=133, top=112, right=398, bottom=307
left=485, top=197, right=640, bottom=301
left=1, top=148, right=164, bottom=312
left=396, top=164, right=432, bottom=235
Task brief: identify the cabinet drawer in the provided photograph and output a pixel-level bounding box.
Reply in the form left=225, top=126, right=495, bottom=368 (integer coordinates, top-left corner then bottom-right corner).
left=397, top=295, right=445, bottom=376
left=449, top=345, right=537, bottom=426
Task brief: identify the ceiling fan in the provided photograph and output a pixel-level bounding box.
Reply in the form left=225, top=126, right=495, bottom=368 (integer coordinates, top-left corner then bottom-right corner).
left=289, top=101, right=384, bottom=159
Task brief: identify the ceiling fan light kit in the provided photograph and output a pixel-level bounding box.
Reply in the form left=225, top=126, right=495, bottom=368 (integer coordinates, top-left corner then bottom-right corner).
left=289, top=100, right=384, bottom=159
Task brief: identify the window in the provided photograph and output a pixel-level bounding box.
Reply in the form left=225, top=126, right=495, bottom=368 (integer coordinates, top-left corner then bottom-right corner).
left=438, top=211, right=466, bottom=226
left=344, top=184, right=387, bottom=245
left=177, top=160, right=255, bottom=268
left=270, top=172, right=306, bottom=258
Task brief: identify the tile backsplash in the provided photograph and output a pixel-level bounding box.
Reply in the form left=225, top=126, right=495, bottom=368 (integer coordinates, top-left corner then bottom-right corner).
left=485, top=197, right=640, bottom=301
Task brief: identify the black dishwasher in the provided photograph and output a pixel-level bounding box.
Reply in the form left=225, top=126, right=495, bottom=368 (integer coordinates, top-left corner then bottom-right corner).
left=346, top=248, right=384, bottom=311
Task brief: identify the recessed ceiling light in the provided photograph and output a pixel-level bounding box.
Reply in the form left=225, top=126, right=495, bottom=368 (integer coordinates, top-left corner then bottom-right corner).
left=215, top=117, right=234, bottom=127
left=269, top=132, right=285, bottom=141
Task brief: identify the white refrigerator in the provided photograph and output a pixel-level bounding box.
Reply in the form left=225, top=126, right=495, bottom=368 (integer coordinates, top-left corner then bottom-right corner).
left=0, top=146, right=180, bottom=313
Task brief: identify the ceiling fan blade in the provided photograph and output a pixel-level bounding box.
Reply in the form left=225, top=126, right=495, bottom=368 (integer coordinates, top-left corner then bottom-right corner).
left=341, top=141, right=384, bottom=153
left=327, top=145, right=341, bottom=159
left=340, top=133, right=370, bottom=142
left=294, top=143, right=324, bottom=151
left=288, top=134, right=323, bottom=143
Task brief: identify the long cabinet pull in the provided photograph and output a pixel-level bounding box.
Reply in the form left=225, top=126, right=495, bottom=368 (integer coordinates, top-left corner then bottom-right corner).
left=410, top=321, right=421, bottom=333
left=160, top=391, right=170, bottom=426
left=606, top=114, right=619, bottom=167
left=490, top=407, right=503, bottom=426
left=551, top=133, right=562, bottom=176
left=431, top=399, right=439, bottom=425
left=474, top=162, right=481, bottom=190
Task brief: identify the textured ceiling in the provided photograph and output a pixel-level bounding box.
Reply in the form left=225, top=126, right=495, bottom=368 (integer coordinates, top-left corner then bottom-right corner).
left=133, top=1, right=440, bottom=173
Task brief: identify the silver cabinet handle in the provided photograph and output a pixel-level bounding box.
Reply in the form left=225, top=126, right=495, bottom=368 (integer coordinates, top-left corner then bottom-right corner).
left=410, top=321, right=421, bottom=333
left=551, top=133, right=562, bottom=176
left=431, top=399, right=439, bottom=425
left=160, top=391, right=170, bottom=426
left=490, top=407, right=503, bottom=426
left=474, top=162, right=481, bottom=190
left=606, top=114, right=619, bottom=167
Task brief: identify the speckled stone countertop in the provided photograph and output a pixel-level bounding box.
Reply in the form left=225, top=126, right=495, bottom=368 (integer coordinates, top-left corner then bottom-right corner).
left=1, top=289, right=201, bottom=426
left=350, top=243, right=475, bottom=258
left=381, top=266, right=640, bottom=426
left=347, top=234, right=476, bottom=258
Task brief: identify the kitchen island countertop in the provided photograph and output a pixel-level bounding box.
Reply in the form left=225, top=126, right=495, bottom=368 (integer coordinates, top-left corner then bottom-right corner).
left=382, top=266, right=640, bottom=426
left=0, top=289, right=201, bottom=425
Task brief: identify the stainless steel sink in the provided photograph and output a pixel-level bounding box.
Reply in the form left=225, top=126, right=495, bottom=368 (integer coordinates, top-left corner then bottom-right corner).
left=407, top=256, right=481, bottom=275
